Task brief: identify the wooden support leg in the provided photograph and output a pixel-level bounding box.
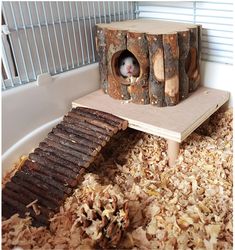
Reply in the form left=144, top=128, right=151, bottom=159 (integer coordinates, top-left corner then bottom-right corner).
left=167, top=140, right=180, bottom=167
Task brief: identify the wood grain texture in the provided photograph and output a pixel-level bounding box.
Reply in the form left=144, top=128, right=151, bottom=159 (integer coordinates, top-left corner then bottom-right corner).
left=96, top=27, right=108, bottom=93
left=187, top=27, right=200, bottom=92
left=163, top=33, right=179, bottom=106
left=146, top=34, right=165, bottom=107
left=127, top=32, right=150, bottom=104
left=178, top=30, right=190, bottom=100
left=106, top=29, right=128, bottom=100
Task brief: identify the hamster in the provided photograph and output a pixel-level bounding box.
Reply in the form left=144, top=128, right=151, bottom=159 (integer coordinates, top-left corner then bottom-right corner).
left=119, top=54, right=140, bottom=78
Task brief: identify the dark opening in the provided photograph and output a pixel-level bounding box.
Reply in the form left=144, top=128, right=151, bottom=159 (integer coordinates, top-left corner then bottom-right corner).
left=116, top=50, right=140, bottom=79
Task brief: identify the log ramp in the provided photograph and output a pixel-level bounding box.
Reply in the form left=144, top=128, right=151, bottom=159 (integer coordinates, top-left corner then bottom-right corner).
left=2, top=107, right=128, bottom=227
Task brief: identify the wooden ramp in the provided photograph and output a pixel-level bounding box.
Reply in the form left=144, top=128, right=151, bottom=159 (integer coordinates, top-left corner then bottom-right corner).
left=2, top=107, right=128, bottom=227
left=72, top=87, right=229, bottom=166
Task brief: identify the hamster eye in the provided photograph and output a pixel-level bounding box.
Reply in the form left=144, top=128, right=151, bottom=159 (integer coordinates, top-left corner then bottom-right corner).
left=133, top=60, right=137, bottom=65
left=122, top=62, right=125, bottom=66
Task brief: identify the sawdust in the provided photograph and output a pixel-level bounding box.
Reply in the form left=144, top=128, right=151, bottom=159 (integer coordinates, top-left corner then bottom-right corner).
left=2, top=108, right=233, bottom=249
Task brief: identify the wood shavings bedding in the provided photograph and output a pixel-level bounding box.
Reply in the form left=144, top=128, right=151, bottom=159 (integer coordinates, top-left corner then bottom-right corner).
left=2, top=108, right=233, bottom=249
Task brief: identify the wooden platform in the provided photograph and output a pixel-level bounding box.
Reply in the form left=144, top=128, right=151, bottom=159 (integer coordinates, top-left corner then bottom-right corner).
left=72, top=87, right=229, bottom=143
left=96, top=19, right=198, bottom=35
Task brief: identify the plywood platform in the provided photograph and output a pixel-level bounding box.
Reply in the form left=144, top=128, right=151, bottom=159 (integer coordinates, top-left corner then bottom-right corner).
left=72, top=87, right=229, bottom=143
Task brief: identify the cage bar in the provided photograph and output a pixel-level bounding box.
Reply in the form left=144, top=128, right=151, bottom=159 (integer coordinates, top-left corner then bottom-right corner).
left=113, top=2, right=117, bottom=22
left=27, top=2, right=43, bottom=74
left=18, top=2, right=37, bottom=80
left=2, top=1, right=136, bottom=90
left=69, top=2, right=80, bottom=66
left=2, top=8, right=23, bottom=85
left=2, top=40, right=15, bottom=87
left=56, top=2, right=69, bottom=70
left=42, top=2, right=57, bottom=74
left=34, top=1, right=50, bottom=73
left=49, top=2, right=63, bottom=72
left=81, top=2, right=91, bottom=64
left=75, top=2, right=85, bottom=65
left=9, top=2, right=30, bottom=82
left=62, top=2, right=75, bottom=69
left=87, top=2, right=96, bottom=62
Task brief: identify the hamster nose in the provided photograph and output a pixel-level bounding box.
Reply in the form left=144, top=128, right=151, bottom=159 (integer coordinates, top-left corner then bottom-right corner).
left=127, top=65, right=132, bottom=71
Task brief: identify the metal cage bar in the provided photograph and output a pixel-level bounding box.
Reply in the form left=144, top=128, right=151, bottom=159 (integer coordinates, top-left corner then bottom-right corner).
left=2, top=1, right=137, bottom=91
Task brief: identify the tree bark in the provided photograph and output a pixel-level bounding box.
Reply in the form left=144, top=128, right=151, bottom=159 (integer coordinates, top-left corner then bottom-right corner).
left=187, top=27, right=200, bottom=92
left=96, top=27, right=108, bottom=93
left=39, top=141, right=90, bottom=168
left=105, top=29, right=130, bottom=99
left=146, top=34, right=165, bottom=106
left=178, top=30, right=190, bottom=100
left=196, top=25, right=202, bottom=89
left=163, top=33, right=179, bottom=106
left=127, top=32, right=150, bottom=104
left=59, top=120, right=109, bottom=145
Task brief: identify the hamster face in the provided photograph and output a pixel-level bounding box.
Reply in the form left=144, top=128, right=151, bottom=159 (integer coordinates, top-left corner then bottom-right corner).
left=119, top=56, right=140, bottom=78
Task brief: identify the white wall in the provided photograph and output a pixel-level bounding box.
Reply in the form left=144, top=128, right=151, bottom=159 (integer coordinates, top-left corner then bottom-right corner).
left=200, top=61, right=234, bottom=107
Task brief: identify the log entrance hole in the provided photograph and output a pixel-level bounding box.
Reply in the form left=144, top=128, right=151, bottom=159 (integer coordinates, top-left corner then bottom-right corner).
left=112, top=50, right=140, bottom=85
left=96, top=20, right=202, bottom=107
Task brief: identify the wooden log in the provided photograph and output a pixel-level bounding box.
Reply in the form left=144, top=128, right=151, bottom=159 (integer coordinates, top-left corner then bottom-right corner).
left=187, top=27, right=199, bottom=92
left=96, top=27, right=108, bottom=93
left=5, top=181, right=58, bottom=210
left=72, top=109, right=119, bottom=134
left=48, top=132, right=98, bottom=157
left=31, top=150, right=80, bottom=187
left=105, top=29, right=129, bottom=99
left=163, top=33, right=179, bottom=106
left=52, top=127, right=101, bottom=152
left=2, top=193, right=50, bottom=226
left=2, top=187, right=53, bottom=218
left=34, top=147, right=84, bottom=175
left=58, top=121, right=108, bottom=146
left=66, top=113, right=114, bottom=137
left=197, top=25, right=202, bottom=89
left=74, top=107, right=123, bottom=130
left=146, top=34, right=165, bottom=106
left=2, top=203, right=18, bottom=220
left=39, top=142, right=90, bottom=168
left=178, top=30, right=190, bottom=100
left=75, top=107, right=128, bottom=130
left=29, top=151, right=83, bottom=178
left=12, top=175, right=63, bottom=207
left=43, top=138, right=94, bottom=164
left=15, top=170, right=66, bottom=200
left=22, top=161, right=72, bottom=195
left=126, top=32, right=150, bottom=104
